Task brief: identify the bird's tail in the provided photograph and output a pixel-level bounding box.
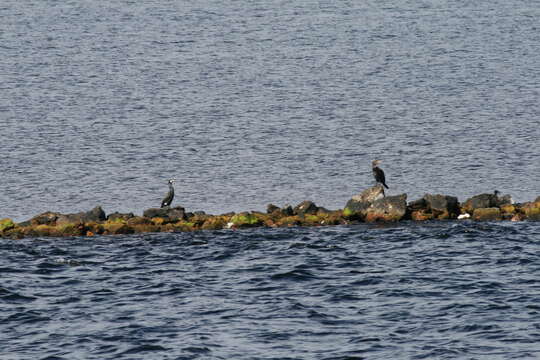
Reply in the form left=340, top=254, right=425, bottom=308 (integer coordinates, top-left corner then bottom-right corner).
left=383, top=183, right=389, bottom=189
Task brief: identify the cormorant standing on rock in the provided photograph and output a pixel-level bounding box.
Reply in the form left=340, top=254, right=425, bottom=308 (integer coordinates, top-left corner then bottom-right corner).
left=372, top=160, right=389, bottom=189
left=161, top=179, right=175, bottom=208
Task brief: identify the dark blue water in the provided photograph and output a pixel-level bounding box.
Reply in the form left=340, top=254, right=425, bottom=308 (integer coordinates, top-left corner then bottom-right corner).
left=2, top=1, right=540, bottom=359
left=1, top=222, right=540, bottom=359
left=1, top=0, right=539, bottom=221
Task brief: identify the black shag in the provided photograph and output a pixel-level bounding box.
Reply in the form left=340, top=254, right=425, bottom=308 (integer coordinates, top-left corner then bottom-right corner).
left=161, top=179, right=175, bottom=208
left=372, top=160, right=389, bottom=189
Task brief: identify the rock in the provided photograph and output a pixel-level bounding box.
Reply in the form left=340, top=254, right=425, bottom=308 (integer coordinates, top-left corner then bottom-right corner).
left=344, top=186, right=386, bottom=219
left=472, top=208, right=502, bottom=221
left=462, top=192, right=512, bottom=213
left=423, top=194, right=460, bottom=219
left=143, top=207, right=185, bottom=221
left=293, top=200, right=318, bottom=215
left=0, top=218, right=15, bottom=232
left=521, top=197, right=540, bottom=221
left=281, top=205, right=294, bottom=216
left=201, top=216, right=228, bottom=230
left=411, top=210, right=434, bottom=221
left=103, top=223, right=135, bottom=235
left=27, top=211, right=61, bottom=226
left=351, top=185, right=385, bottom=203
left=344, top=187, right=407, bottom=222
left=407, top=198, right=427, bottom=212
left=229, top=212, right=262, bottom=228
left=56, top=206, right=106, bottom=225
left=364, top=194, right=408, bottom=222
left=107, top=212, right=134, bottom=221
left=266, top=204, right=280, bottom=214
left=126, top=216, right=153, bottom=226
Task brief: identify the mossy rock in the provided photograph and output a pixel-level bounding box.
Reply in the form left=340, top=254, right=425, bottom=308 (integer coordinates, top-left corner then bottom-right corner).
left=151, top=217, right=166, bottom=226
left=0, top=218, right=15, bottom=232
left=318, top=211, right=346, bottom=226
left=275, top=216, right=301, bottom=227
left=103, top=223, right=135, bottom=235
left=411, top=210, right=434, bottom=221
left=201, top=217, right=228, bottom=230
left=172, top=221, right=197, bottom=232
left=132, top=224, right=162, bottom=233
left=230, top=212, right=262, bottom=228
left=500, top=204, right=516, bottom=214
left=86, top=222, right=105, bottom=235
left=127, top=217, right=153, bottom=226
left=473, top=208, right=502, bottom=221
left=342, top=207, right=355, bottom=218
left=524, top=207, right=540, bottom=221
left=53, top=223, right=84, bottom=237
left=301, top=214, right=321, bottom=225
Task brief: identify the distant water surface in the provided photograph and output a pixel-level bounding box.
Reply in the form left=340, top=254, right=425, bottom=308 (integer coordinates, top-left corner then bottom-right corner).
left=1, top=0, right=539, bottom=221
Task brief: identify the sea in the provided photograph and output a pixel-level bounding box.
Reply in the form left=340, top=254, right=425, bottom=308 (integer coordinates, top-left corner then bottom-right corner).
left=1, top=0, right=539, bottom=359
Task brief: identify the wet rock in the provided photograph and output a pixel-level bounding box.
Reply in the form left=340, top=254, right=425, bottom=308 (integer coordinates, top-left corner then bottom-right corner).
left=462, top=192, right=511, bottom=213
left=364, top=194, right=408, bottom=222
left=107, top=212, right=134, bottom=221
left=275, top=216, right=301, bottom=227
left=407, top=198, right=427, bottom=212
left=56, top=206, right=106, bottom=225
left=0, top=218, right=15, bottom=233
left=521, top=196, right=540, bottom=221
left=229, top=212, right=262, bottom=228
left=281, top=205, right=294, bottom=216
left=143, top=207, right=185, bottom=221
left=103, top=223, right=135, bottom=235
left=351, top=185, right=385, bottom=203
left=126, top=216, right=153, bottom=226
left=201, top=216, right=228, bottom=230
left=293, top=201, right=318, bottom=216
left=472, top=208, right=502, bottom=221
left=423, top=194, right=460, bottom=219
left=27, top=211, right=61, bottom=226
left=266, top=204, right=280, bottom=214
left=343, top=186, right=386, bottom=219
left=410, top=210, right=434, bottom=221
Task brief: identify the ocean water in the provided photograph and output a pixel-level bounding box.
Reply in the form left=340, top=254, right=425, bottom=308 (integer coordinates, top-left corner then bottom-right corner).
left=2, top=222, right=540, bottom=360
left=1, top=0, right=540, bottom=359
left=1, top=0, right=539, bottom=221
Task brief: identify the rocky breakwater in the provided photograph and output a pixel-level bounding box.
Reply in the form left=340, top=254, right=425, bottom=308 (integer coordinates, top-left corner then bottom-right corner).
left=0, top=190, right=539, bottom=239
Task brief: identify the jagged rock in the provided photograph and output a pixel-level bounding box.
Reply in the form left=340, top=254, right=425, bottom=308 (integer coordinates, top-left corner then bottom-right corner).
left=351, top=185, right=385, bottom=203
left=473, top=208, right=502, bottom=221
left=25, top=211, right=61, bottom=226
left=266, top=204, right=280, bottom=214
left=0, top=218, right=15, bottom=232
left=281, top=205, right=294, bottom=216
left=126, top=216, right=153, bottom=226
left=521, top=196, right=540, bottom=221
left=56, top=206, right=106, bottom=225
left=344, top=186, right=385, bottom=218
left=423, top=194, right=460, bottom=219
left=293, top=201, right=318, bottom=215
left=229, top=212, right=262, bottom=228
left=107, top=212, right=135, bottom=221
left=143, top=206, right=185, bottom=221
left=462, top=192, right=512, bottom=213
left=462, top=193, right=497, bottom=212
left=407, top=198, right=427, bottom=212
left=364, top=194, right=408, bottom=222
left=344, top=186, right=407, bottom=222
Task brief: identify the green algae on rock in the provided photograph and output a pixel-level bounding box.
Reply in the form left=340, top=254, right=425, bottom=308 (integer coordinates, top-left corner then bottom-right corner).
left=1, top=191, right=539, bottom=239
